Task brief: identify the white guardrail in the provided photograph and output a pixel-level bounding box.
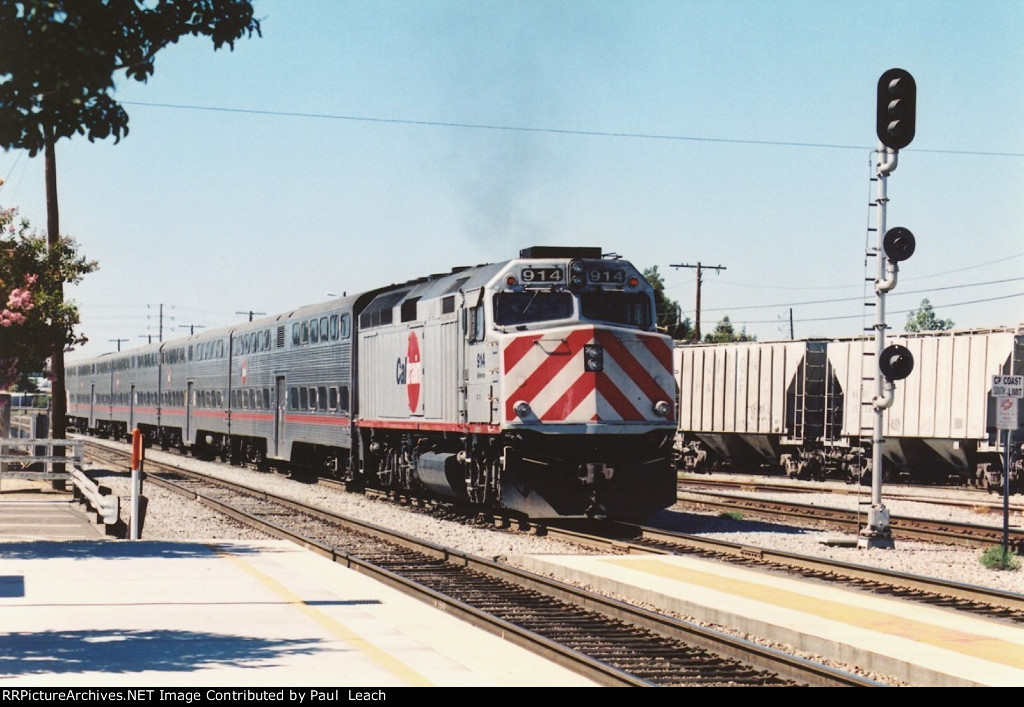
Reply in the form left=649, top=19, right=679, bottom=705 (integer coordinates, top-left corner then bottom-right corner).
left=70, top=467, right=120, bottom=527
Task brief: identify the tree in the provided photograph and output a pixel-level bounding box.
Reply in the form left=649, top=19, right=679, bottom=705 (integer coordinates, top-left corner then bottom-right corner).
left=643, top=265, right=693, bottom=341
left=0, top=1, right=261, bottom=439
left=0, top=206, right=97, bottom=389
left=905, top=298, right=954, bottom=332
left=703, top=315, right=756, bottom=344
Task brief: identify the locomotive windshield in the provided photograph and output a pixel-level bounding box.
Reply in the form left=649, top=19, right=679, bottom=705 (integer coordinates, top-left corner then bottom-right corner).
left=580, top=291, right=652, bottom=329
left=493, top=291, right=573, bottom=325
left=492, top=289, right=653, bottom=329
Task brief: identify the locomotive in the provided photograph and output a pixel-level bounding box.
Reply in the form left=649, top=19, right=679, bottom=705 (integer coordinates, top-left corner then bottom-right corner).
left=673, top=326, right=1024, bottom=492
left=67, top=246, right=679, bottom=521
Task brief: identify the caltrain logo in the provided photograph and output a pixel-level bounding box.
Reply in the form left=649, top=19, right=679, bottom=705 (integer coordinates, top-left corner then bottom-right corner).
left=240, top=359, right=248, bottom=385
left=395, top=332, right=422, bottom=412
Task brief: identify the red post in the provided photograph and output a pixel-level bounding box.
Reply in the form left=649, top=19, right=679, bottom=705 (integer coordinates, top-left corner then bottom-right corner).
left=129, top=428, right=146, bottom=539
left=131, top=428, right=143, bottom=472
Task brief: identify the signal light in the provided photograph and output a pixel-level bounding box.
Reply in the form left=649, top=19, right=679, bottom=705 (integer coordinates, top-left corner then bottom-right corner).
left=879, top=344, right=914, bottom=381
left=876, top=68, right=916, bottom=150
left=882, top=227, right=916, bottom=262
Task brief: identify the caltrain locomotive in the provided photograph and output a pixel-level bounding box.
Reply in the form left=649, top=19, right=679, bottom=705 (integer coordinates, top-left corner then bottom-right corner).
left=674, top=326, right=1024, bottom=492
left=67, top=247, right=679, bottom=521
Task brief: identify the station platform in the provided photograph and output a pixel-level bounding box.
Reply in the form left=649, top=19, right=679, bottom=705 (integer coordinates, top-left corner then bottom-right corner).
left=0, top=479, right=107, bottom=541
left=0, top=539, right=598, bottom=687
left=4, top=480, right=1023, bottom=687
left=509, top=553, right=1024, bottom=687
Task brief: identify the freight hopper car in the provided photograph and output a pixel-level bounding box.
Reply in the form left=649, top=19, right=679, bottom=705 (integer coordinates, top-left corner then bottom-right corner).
left=673, top=339, right=844, bottom=479
left=67, top=246, right=678, bottom=521
left=828, top=326, right=1024, bottom=489
left=674, top=326, right=1024, bottom=489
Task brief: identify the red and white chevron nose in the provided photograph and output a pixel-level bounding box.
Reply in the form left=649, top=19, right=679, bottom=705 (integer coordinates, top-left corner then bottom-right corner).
left=502, top=327, right=675, bottom=424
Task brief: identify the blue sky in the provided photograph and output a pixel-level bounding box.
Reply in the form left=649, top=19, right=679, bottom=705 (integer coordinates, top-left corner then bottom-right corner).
left=2, top=0, right=1022, bottom=359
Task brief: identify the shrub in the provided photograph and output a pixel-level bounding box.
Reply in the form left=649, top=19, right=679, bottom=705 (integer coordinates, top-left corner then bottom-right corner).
left=980, top=546, right=1021, bottom=571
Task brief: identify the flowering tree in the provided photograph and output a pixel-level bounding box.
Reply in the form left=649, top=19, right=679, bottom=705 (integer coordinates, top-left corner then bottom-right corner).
left=0, top=206, right=96, bottom=390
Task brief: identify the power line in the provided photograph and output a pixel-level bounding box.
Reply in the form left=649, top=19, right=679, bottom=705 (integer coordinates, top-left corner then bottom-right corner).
left=733, top=290, right=1024, bottom=326
left=670, top=250, right=1024, bottom=292
left=121, top=100, right=1024, bottom=158
left=701, top=275, right=1024, bottom=314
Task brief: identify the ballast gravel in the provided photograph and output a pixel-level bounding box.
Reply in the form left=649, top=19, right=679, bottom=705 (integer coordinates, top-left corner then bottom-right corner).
left=87, top=444, right=1024, bottom=594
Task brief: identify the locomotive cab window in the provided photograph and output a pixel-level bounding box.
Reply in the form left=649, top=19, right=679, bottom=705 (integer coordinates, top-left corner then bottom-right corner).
left=580, top=291, right=653, bottom=330
left=493, top=291, right=573, bottom=326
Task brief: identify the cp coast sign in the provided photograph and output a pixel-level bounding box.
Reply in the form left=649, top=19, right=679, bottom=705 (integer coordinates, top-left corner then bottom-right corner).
left=992, top=375, right=1022, bottom=431
left=991, top=375, right=1023, bottom=398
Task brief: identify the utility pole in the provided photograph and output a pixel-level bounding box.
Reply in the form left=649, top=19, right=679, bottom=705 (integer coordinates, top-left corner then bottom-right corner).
left=669, top=262, right=726, bottom=341
left=109, top=338, right=129, bottom=352
left=179, top=324, right=205, bottom=336
left=147, top=304, right=173, bottom=342
left=237, top=310, right=266, bottom=322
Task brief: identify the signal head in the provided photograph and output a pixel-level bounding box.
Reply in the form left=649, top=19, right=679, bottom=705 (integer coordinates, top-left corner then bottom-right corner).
left=879, top=344, right=914, bottom=381
left=883, top=227, right=916, bottom=262
left=876, top=68, right=916, bottom=150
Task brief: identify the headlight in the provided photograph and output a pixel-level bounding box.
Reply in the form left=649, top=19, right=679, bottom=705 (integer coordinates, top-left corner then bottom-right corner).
left=583, top=344, right=603, bottom=372
left=654, top=400, right=671, bottom=417
left=514, top=401, right=531, bottom=418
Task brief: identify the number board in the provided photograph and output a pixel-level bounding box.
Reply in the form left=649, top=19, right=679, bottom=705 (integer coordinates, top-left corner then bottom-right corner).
left=520, top=267, right=564, bottom=286
left=586, top=264, right=627, bottom=285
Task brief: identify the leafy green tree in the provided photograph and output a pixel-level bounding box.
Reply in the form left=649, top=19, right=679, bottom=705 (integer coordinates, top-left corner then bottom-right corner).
left=703, top=315, right=755, bottom=343
left=643, top=265, right=693, bottom=341
left=0, top=1, right=260, bottom=437
left=0, top=206, right=97, bottom=389
left=905, top=298, right=954, bottom=332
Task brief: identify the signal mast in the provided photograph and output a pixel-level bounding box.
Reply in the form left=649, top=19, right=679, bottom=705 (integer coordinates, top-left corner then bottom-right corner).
left=860, top=68, right=918, bottom=549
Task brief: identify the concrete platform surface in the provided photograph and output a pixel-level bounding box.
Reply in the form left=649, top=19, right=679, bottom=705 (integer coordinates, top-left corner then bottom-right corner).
left=0, top=540, right=598, bottom=687
left=509, top=553, right=1024, bottom=687
left=0, top=479, right=105, bottom=541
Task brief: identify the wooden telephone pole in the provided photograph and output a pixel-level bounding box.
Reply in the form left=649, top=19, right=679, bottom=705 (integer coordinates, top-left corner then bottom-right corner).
left=669, top=262, right=726, bottom=341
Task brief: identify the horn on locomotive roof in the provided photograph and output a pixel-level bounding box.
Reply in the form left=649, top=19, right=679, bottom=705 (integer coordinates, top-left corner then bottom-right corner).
left=518, top=246, right=603, bottom=259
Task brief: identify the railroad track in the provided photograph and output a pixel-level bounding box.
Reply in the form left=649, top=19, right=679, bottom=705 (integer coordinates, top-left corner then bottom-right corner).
left=675, top=486, right=1024, bottom=550
left=81, top=441, right=878, bottom=687
left=678, top=473, right=1024, bottom=515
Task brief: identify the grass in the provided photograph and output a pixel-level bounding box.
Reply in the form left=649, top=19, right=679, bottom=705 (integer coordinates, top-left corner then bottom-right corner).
left=979, top=546, right=1022, bottom=571
left=717, top=511, right=744, bottom=521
